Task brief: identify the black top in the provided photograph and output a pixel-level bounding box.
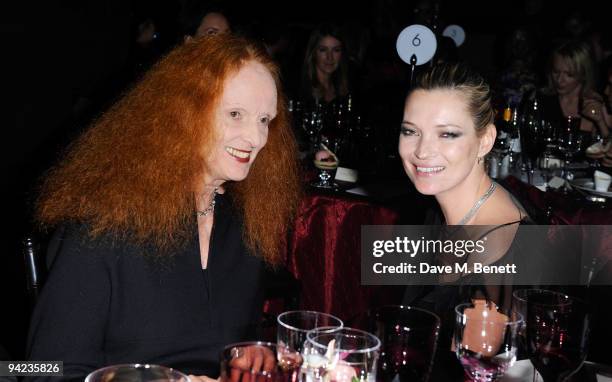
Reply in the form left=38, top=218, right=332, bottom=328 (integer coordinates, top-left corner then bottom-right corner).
left=26, top=194, right=264, bottom=381
left=402, top=190, right=536, bottom=344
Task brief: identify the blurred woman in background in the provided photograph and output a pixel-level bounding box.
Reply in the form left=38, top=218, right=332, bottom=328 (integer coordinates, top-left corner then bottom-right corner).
left=300, top=23, right=351, bottom=106
left=541, top=40, right=609, bottom=155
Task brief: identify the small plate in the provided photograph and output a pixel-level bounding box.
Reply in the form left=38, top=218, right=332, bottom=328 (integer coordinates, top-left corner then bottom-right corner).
left=571, top=178, right=612, bottom=198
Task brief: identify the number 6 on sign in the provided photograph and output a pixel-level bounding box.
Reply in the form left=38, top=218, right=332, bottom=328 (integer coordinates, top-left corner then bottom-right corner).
left=396, top=24, right=437, bottom=65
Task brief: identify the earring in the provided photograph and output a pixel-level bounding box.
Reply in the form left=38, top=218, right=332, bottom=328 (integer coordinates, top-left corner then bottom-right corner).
left=477, top=157, right=483, bottom=164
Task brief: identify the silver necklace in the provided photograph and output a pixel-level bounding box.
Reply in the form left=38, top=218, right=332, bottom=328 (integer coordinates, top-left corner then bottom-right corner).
left=456, top=182, right=497, bottom=225
left=196, top=187, right=218, bottom=217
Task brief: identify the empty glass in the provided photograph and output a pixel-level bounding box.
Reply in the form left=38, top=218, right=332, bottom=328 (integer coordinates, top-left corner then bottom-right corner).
left=558, top=116, right=583, bottom=182
left=302, top=104, right=324, bottom=153
left=85, top=364, right=190, bottom=382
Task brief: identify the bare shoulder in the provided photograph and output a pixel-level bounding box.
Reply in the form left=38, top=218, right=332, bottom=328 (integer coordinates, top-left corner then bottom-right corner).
left=474, top=186, right=523, bottom=226
left=468, top=187, right=523, bottom=265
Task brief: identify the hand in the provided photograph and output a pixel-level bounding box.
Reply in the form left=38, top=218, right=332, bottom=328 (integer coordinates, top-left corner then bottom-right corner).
left=227, top=345, right=276, bottom=382
left=189, top=375, right=219, bottom=382
left=581, top=98, right=606, bottom=124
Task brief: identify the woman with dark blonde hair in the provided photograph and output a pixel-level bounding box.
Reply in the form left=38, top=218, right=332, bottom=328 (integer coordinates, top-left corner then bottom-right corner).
left=540, top=40, right=609, bottom=156
left=27, top=35, right=300, bottom=380
left=300, top=23, right=350, bottom=105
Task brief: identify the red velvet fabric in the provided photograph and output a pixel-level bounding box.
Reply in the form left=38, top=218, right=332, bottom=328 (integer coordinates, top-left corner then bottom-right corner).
left=502, top=176, right=612, bottom=225
left=503, top=176, right=612, bottom=268
left=285, top=192, right=404, bottom=322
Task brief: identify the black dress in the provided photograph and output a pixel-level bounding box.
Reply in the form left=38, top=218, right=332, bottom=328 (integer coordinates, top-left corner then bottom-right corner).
left=26, top=194, right=265, bottom=381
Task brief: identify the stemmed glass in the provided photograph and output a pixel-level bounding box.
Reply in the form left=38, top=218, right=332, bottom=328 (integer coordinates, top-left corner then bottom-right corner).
left=277, top=311, right=343, bottom=377
left=304, top=327, right=381, bottom=382
left=85, top=364, right=190, bottom=382
left=350, top=305, right=440, bottom=382
left=558, top=116, right=583, bottom=182
left=539, top=121, right=558, bottom=185
left=312, top=139, right=340, bottom=189
left=454, top=300, right=523, bottom=382
left=522, top=291, right=590, bottom=382
left=521, top=116, right=544, bottom=183
left=302, top=104, right=324, bottom=153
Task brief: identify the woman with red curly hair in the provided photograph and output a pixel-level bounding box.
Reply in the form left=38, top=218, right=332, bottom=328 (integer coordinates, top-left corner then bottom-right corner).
left=27, top=34, right=300, bottom=380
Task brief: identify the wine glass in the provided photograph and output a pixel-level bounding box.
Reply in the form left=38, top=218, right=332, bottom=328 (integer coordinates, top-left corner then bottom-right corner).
left=454, top=300, right=523, bottom=382
left=350, top=305, right=440, bottom=382
left=521, top=116, right=543, bottom=177
left=524, top=291, right=590, bottom=382
left=538, top=121, right=558, bottom=185
left=277, top=311, right=343, bottom=377
left=512, top=289, right=534, bottom=363
left=304, top=327, right=381, bottom=382
left=312, top=139, right=340, bottom=189
left=558, top=116, right=583, bottom=182
left=220, top=341, right=298, bottom=382
left=302, top=104, right=324, bottom=153
left=85, top=364, right=190, bottom=382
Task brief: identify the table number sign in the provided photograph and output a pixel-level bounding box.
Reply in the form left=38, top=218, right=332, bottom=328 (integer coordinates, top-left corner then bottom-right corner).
left=396, top=24, right=437, bottom=65
left=442, top=24, right=466, bottom=47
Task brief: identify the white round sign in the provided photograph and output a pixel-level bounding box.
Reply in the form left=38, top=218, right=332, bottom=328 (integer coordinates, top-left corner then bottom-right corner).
left=396, top=24, right=437, bottom=66
left=442, top=24, right=466, bottom=47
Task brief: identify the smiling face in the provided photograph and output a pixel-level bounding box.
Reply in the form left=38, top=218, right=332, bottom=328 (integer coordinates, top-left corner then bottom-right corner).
left=205, top=61, right=277, bottom=186
left=314, top=35, right=342, bottom=76
left=399, top=89, right=492, bottom=197
left=551, top=54, right=582, bottom=96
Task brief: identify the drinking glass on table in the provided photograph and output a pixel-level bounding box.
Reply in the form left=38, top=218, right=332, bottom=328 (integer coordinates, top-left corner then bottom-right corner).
left=312, top=139, right=341, bottom=190
left=302, top=104, right=324, bottom=153
left=512, top=289, right=566, bottom=361
left=350, top=305, right=440, bottom=382
left=85, top=364, right=190, bottom=382
left=558, top=116, right=583, bottom=181
left=277, top=311, right=343, bottom=376
left=523, top=291, right=590, bottom=382
left=454, top=300, right=523, bottom=382
left=220, top=341, right=296, bottom=382
left=304, top=327, right=381, bottom=382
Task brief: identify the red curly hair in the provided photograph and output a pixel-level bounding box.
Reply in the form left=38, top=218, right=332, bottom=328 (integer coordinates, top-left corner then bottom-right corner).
left=36, top=35, right=301, bottom=265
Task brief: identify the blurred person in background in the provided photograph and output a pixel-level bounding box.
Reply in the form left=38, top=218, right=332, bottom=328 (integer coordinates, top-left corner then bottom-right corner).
left=540, top=40, right=608, bottom=152
left=180, top=3, right=231, bottom=40
left=599, top=58, right=612, bottom=166
left=300, top=23, right=351, bottom=106
left=497, top=27, right=540, bottom=108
